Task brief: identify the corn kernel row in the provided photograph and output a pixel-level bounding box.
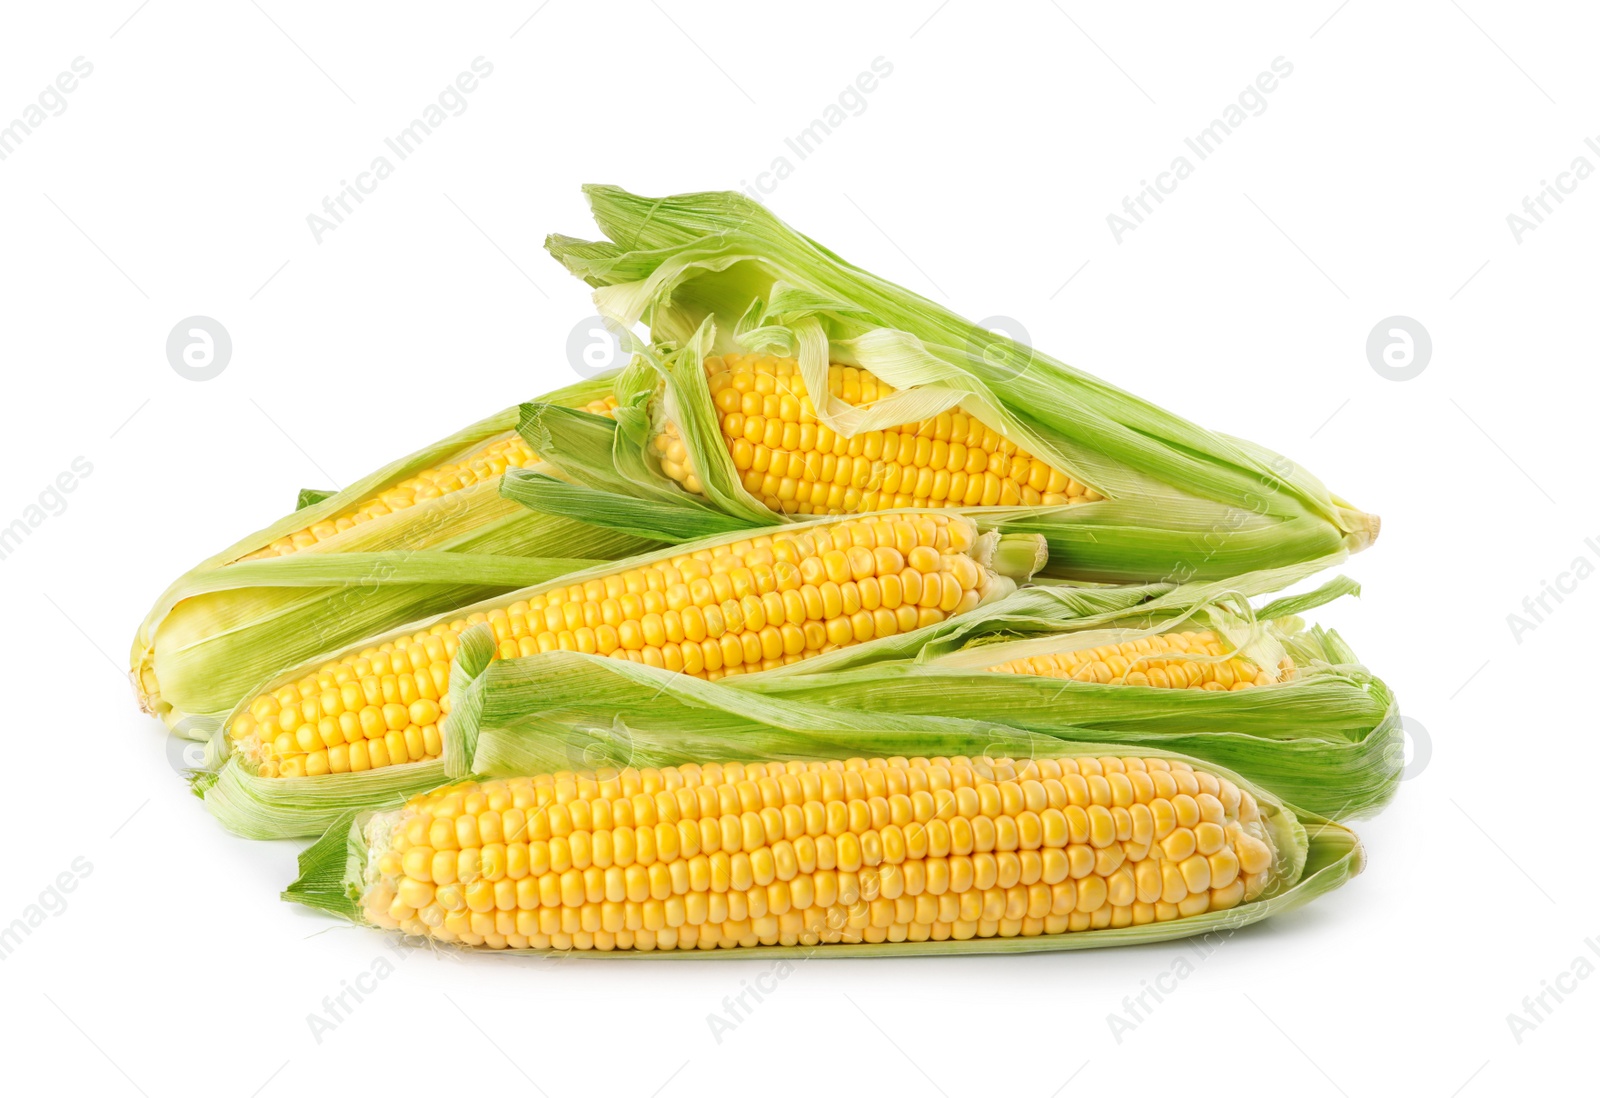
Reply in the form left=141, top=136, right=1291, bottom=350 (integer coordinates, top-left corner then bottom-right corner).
left=986, top=629, right=1297, bottom=690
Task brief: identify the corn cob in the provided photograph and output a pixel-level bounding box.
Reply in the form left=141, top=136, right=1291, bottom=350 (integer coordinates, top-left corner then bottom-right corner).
left=352, top=753, right=1287, bottom=952
left=132, top=382, right=658, bottom=736
left=229, top=512, right=1032, bottom=780
left=985, top=629, right=1295, bottom=690
left=653, top=355, right=1098, bottom=515
left=241, top=397, right=617, bottom=559
left=451, top=567, right=1400, bottom=822
left=534, top=186, right=1381, bottom=584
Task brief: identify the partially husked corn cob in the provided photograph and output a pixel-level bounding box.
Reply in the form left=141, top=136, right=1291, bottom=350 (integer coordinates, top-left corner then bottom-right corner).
left=986, top=630, right=1296, bottom=690
left=241, top=397, right=618, bottom=560
left=231, top=513, right=1022, bottom=779
left=550, top=187, right=1382, bottom=588
left=355, top=754, right=1281, bottom=952
left=133, top=386, right=657, bottom=738
left=652, top=355, right=1102, bottom=515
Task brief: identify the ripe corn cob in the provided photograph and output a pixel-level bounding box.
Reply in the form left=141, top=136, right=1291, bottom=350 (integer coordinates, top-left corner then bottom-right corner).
left=651, top=355, right=1099, bottom=515
left=132, top=382, right=659, bottom=737
left=412, top=568, right=1399, bottom=825
left=230, top=512, right=1029, bottom=780
left=985, top=629, right=1296, bottom=690
left=240, top=397, right=617, bottom=560
left=353, top=753, right=1284, bottom=952
left=536, top=186, right=1381, bottom=584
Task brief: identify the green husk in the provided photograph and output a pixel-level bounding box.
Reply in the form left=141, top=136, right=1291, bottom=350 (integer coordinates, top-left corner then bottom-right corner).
left=284, top=689, right=1363, bottom=956
left=132, top=372, right=660, bottom=737
left=525, top=186, right=1378, bottom=583
left=199, top=512, right=1046, bottom=839
left=282, top=808, right=365, bottom=919
left=377, top=559, right=1395, bottom=819
left=746, top=567, right=1400, bottom=818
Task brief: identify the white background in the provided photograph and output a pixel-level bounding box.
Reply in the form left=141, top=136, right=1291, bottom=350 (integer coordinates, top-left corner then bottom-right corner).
left=0, top=2, right=1591, bottom=1094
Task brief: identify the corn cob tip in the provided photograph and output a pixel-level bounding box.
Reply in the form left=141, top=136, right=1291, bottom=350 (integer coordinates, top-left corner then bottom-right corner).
left=1346, top=510, right=1381, bottom=552
left=130, top=665, right=156, bottom=716
left=1326, top=497, right=1380, bottom=552
left=1333, top=826, right=1366, bottom=878
left=130, top=657, right=180, bottom=726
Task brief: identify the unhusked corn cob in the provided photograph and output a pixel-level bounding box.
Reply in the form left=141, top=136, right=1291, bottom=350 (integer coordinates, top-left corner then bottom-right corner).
left=986, top=630, right=1296, bottom=690
left=241, top=397, right=619, bottom=560
left=232, top=513, right=1018, bottom=779
left=652, top=355, right=1102, bottom=515
left=356, top=754, right=1280, bottom=952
